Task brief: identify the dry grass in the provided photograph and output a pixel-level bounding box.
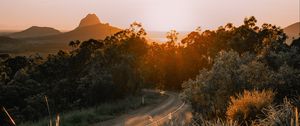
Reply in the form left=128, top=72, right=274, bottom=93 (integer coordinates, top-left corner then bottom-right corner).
left=226, top=90, right=275, bottom=123
left=164, top=104, right=299, bottom=126
left=253, top=98, right=299, bottom=126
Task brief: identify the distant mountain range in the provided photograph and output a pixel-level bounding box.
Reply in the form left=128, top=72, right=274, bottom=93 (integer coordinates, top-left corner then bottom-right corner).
left=0, top=14, right=121, bottom=55
left=284, top=22, right=300, bottom=45
left=9, top=13, right=121, bottom=41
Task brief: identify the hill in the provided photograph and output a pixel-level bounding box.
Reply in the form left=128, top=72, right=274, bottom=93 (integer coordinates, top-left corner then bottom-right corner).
left=0, top=36, right=24, bottom=53
left=9, top=26, right=61, bottom=38
left=31, top=13, right=121, bottom=42
left=62, top=13, right=121, bottom=40
left=56, top=23, right=120, bottom=41
left=0, top=14, right=122, bottom=56
left=284, top=22, right=300, bottom=45
left=78, top=13, right=101, bottom=28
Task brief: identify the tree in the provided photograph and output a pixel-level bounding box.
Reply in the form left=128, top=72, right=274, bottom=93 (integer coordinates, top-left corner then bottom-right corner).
left=68, top=40, right=81, bottom=48
left=166, top=30, right=179, bottom=43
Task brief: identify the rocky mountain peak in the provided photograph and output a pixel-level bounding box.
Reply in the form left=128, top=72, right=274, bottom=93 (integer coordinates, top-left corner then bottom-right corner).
left=78, top=13, right=101, bottom=28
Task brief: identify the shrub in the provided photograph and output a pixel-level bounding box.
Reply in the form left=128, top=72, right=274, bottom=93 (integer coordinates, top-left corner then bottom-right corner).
left=181, top=99, right=299, bottom=126
left=239, top=61, right=275, bottom=89
left=253, top=98, right=299, bottom=126
left=226, top=90, right=275, bottom=124
left=181, top=51, right=251, bottom=118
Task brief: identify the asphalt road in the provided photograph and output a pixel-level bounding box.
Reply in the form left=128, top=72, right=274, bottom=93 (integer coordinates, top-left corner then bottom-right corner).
left=94, top=91, right=191, bottom=126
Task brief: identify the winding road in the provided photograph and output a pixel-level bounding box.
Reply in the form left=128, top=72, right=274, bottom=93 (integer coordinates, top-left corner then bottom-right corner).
left=94, top=91, right=191, bottom=126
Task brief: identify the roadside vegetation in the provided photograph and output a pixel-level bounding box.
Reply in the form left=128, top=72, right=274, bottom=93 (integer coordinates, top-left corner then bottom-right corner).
left=179, top=17, right=300, bottom=125
left=20, top=91, right=166, bottom=126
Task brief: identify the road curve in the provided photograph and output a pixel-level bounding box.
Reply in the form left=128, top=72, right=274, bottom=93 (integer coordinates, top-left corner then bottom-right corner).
left=94, top=91, right=191, bottom=126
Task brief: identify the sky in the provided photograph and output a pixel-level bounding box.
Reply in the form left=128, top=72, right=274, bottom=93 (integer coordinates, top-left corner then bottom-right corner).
left=0, top=0, right=299, bottom=31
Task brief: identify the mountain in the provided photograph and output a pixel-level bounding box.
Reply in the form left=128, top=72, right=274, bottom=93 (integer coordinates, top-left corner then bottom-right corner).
left=78, top=13, right=101, bottom=28
left=64, top=13, right=121, bottom=40
left=0, top=36, right=23, bottom=53
left=9, top=26, right=61, bottom=38
left=0, top=36, right=20, bottom=43
left=0, top=14, right=122, bottom=56
left=284, top=22, right=300, bottom=45
left=34, top=13, right=121, bottom=41
left=58, top=23, right=120, bottom=41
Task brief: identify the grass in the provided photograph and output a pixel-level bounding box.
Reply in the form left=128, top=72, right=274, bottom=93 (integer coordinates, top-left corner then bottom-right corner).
left=162, top=98, right=300, bottom=126
left=226, top=90, right=275, bottom=123
left=19, top=91, right=167, bottom=126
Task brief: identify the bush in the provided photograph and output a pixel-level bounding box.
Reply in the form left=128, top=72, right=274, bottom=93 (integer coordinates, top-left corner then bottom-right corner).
left=239, top=61, right=275, bottom=89
left=177, top=99, right=299, bottom=126
left=253, top=98, right=299, bottom=126
left=181, top=50, right=252, bottom=118
left=181, top=50, right=300, bottom=121
left=226, top=90, right=275, bottom=124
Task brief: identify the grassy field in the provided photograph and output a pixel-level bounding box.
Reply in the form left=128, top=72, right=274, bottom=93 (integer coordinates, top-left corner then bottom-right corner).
left=20, top=91, right=167, bottom=126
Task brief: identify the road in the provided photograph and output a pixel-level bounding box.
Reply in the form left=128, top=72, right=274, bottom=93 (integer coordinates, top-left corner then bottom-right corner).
left=94, top=91, right=192, bottom=126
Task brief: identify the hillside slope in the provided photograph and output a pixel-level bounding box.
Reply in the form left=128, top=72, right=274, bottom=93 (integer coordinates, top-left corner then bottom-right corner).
left=284, top=22, right=300, bottom=45
left=9, top=26, right=61, bottom=38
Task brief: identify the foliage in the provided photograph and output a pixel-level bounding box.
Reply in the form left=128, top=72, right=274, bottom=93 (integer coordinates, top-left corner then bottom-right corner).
left=253, top=98, right=299, bottom=126
left=181, top=49, right=299, bottom=119
left=192, top=99, right=299, bottom=126
left=181, top=17, right=299, bottom=125
left=181, top=50, right=252, bottom=118
left=226, top=90, right=275, bottom=124
left=143, top=16, right=290, bottom=91
left=20, top=91, right=166, bottom=126
left=0, top=22, right=149, bottom=122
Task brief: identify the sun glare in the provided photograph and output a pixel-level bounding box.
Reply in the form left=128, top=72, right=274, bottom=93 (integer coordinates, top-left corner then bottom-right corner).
left=142, top=0, right=197, bottom=31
